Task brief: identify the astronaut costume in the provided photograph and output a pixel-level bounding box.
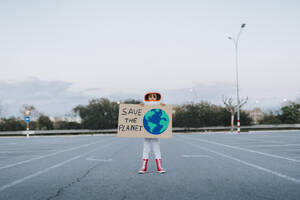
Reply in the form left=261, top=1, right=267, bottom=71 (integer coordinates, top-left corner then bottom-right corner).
left=138, top=92, right=166, bottom=174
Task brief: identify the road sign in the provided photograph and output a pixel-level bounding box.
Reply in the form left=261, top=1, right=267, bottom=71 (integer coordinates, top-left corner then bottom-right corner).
left=25, top=116, right=30, bottom=123
left=25, top=110, right=31, bottom=116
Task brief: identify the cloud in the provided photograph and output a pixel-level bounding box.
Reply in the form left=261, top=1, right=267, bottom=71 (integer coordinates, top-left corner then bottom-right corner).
left=0, top=77, right=288, bottom=117
left=162, top=82, right=236, bottom=105
left=0, top=77, right=91, bottom=117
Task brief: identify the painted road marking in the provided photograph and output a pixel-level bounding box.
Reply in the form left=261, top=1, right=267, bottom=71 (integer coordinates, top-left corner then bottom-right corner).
left=180, top=135, right=300, bottom=164
left=268, top=149, right=300, bottom=152
left=0, top=139, right=120, bottom=192
left=86, top=157, right=113, bottom=162
left=182, top=155, right=213, bottom=158
left=241, top=144, right=300, bottom=148
left=178, top=138, right=300, bottom=185
left=0, top=156, right=81, bottom=192
left=0, top=138, right=114, bottom=170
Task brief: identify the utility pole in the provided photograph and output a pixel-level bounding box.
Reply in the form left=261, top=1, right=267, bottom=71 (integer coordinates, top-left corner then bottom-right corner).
left=228, top=23, right=246, bottom=134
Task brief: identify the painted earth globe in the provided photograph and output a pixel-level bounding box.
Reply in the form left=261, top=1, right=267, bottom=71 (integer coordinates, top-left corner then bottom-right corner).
left=143, top=109, right=169, bottom=135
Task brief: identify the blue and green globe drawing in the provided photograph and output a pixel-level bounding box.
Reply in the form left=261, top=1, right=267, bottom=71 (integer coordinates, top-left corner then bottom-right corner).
left=143, top=109, right=170, bottom=135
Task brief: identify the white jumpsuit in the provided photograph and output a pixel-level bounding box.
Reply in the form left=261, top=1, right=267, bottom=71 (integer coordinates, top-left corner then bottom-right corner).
left=143, top=138, right=161, bottom=159
left=142, top=101, right=162, bottom=159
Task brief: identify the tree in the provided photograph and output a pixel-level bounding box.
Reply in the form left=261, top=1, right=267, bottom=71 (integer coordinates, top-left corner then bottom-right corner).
left=172, top=101, right=250, bottom=128
left=54, top=120, right=81, bottom=129
left=37, top=115, right=53, bottom=130
left=259, top=112, right=281, bottom=124
left=240, top=110, right=253, bottom=125
left=123, top=99, right=142, bottom=104
left=74, top=98, right=119, bottom=129
left=279, top=103, right=300, bottom=124
left=223, top=96, right=248, bottom=132
left=0, top=118, right=26, bottom=131
left=63, top=110, right=80, bottom=122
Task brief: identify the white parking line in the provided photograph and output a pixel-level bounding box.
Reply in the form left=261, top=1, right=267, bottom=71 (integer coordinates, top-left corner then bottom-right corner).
left=0, top=139, right=120, bottom=192
left=182, top=155, right=213, bottom=158
left=180, top=135, right=300, bottom=164
left=178, top=138, right=300, bottom=185
left=242, top=144, right=300, bottom=148
left=86, top=157, right=113, bottom=162
left=0, top=151, right=31, bottom=154
left=268, top=149, right=300, bottom=152
left=0, top=138, right=114, bottom=170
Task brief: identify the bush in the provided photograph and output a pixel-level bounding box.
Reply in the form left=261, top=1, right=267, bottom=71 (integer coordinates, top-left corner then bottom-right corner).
left=54, top=121, right=82, bottom=129
left=0, top=118, right=26, bottom=131
left=37, top=115, right=53, bottom=130
left=279, top=103, right=300, bottom=124
left=260, top=103, right=300, bottom=124
left=259, top=112, right=281, bottom=124
left=173, top=102, right=252, bottom=127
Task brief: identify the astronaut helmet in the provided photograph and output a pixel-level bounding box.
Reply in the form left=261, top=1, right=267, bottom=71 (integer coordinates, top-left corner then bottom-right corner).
left=144, top=92, right=162, bottom=102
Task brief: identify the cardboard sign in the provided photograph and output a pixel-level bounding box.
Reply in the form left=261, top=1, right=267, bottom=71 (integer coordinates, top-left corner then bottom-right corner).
left=117, top=104, right=172, bottom=138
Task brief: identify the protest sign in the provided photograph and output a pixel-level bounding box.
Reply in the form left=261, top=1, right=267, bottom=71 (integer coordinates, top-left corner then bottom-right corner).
left=117, top=104, right=172, bottom=138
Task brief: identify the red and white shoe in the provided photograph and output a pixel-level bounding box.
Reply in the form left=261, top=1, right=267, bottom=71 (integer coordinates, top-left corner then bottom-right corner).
left=138, top=159, right=148, bottom=174
left=155, top=159, right=166, bottom=174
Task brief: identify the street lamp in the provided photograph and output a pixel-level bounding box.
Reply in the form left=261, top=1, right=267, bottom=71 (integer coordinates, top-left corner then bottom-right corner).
left=228, top=23, right=246, bottom=134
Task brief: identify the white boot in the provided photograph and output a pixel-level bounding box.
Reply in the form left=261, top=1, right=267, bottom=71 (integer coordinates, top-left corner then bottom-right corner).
left=155, top=159, right=166, bottom=173
left=138, top=159, right=148, bottom=174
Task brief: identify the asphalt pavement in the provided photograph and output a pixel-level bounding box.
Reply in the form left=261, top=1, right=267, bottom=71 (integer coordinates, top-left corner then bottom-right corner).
left=0, top=131, right=300, bottom=200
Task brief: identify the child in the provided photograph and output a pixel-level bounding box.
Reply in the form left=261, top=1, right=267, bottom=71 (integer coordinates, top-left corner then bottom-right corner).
left=138, top=92, right=166, bottom=174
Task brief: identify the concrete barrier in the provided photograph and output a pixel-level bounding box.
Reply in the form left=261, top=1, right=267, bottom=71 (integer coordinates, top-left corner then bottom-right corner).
left=0, top=129, right=116, bottom=137
left=173, top=124, right=300, bottom=132
left=1, top=124, right=300, bottom=136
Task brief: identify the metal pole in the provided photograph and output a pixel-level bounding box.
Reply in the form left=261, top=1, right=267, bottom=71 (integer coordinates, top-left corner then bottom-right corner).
left=228, top=23, right=246, bottom=134
left=26, top=122, right=29, bottom=138
left=25, top=108, right=31, bottom=138
left=235, top=40, right=241, bottom=134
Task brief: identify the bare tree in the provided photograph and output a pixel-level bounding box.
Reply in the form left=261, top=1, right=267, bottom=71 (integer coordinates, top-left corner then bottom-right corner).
left=222, top=96, right=248, bottom=132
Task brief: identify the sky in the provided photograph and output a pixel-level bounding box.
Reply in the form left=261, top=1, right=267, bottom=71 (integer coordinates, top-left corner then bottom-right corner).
left=0, top=0, right=300, bottom=117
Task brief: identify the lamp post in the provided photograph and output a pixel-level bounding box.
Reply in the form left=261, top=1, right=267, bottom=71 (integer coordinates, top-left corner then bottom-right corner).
left=228, top=23, right=246, bottom=134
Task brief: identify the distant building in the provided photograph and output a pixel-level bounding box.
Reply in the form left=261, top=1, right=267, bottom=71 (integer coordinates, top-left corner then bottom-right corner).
left=246, top=108, right=263, bottom=124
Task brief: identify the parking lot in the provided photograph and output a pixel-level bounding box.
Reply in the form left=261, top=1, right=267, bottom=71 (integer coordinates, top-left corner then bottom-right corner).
left=0, top=131, right=300, bottom=200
